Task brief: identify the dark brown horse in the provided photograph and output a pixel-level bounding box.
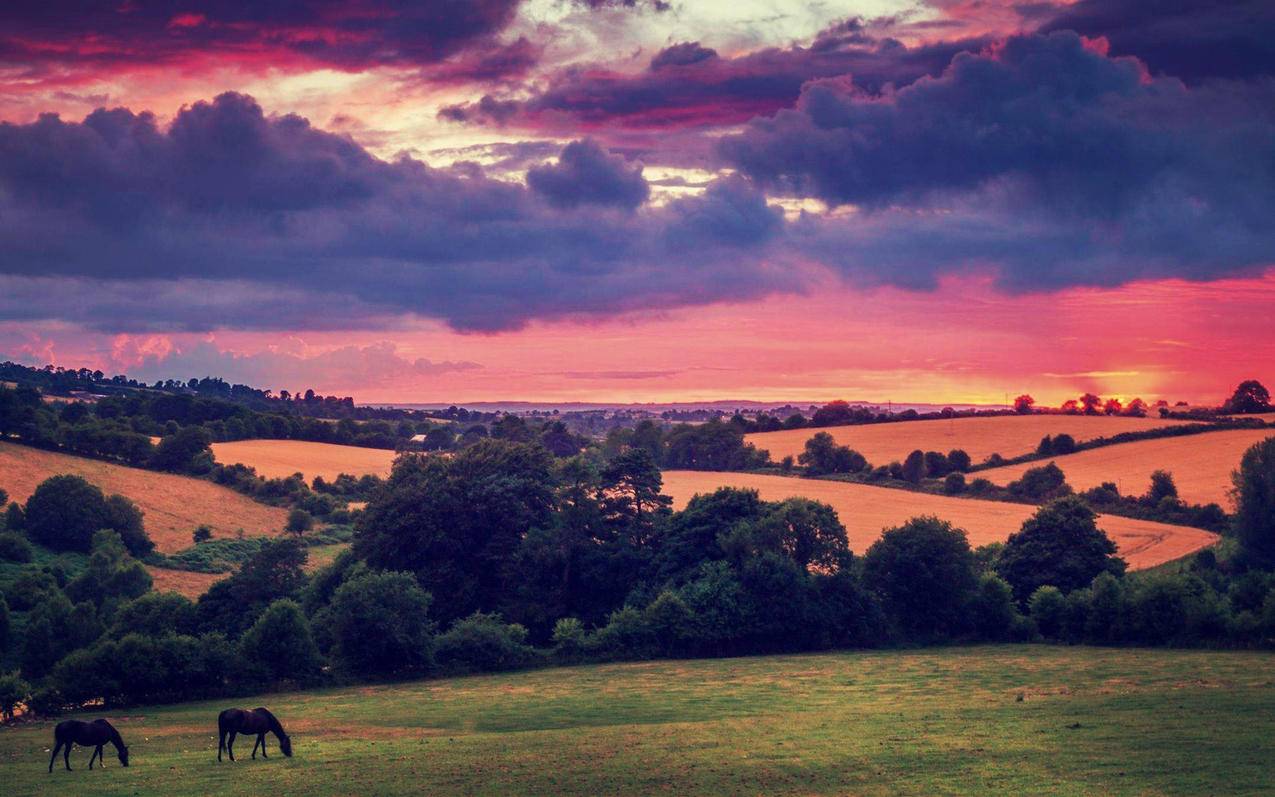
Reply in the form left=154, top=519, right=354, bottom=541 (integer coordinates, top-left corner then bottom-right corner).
left=218, top=707, right=292, bottom=762
left=48, top=718, right=129, bottom=772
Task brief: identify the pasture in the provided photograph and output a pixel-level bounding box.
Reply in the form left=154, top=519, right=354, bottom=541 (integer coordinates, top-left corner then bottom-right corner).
left=0, top=646, right=1272, bottom=796
left=977, top=429, right=1275, bottom=508
left=744, top=414, right=1193, bottom=467
left=210, top=439, right=396, bottom=481
left=661, top=471, right=1216, bottom=570
left=0, top=441, right=288, bottom=554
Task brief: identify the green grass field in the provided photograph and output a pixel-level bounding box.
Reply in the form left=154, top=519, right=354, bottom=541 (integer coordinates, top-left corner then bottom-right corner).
left=1, top=645, right=1272, bottom=796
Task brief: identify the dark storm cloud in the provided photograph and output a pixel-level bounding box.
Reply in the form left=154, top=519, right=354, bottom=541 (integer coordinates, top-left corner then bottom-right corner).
left=0, top=1, right=524, bottom=74
left=438, top=22, right=989, bottom=133
left=527, top=139, right=649, bottom=209
left=0, top=93, right=787, bottom=332
left=1039, top=0, right=1275, bottom=82
left=723, top=31, right=1275, bottom=291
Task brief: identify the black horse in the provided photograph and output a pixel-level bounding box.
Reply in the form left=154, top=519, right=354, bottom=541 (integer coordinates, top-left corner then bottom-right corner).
left=48, top=718, right=130, bottom=772
left=218, top=707, right=293, bottom=762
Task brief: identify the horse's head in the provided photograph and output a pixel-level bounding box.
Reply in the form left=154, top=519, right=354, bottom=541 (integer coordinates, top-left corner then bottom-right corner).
left=118, top=745, right=130, bottom=767
left=279, top=734, right=293, bottom=757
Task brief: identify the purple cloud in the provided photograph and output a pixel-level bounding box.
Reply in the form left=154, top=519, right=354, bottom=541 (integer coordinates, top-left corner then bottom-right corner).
left=527, top=139, right=649, bottom=209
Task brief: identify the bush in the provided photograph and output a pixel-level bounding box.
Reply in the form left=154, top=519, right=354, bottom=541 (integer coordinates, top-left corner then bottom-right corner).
left=947, top=449, right=972, bottom=472
left=24, top=475, right=114, bottom=553
left=150, top=426, right=214, bottom=474
left=436, top=612, right=535, bottom=672
left=193, top=524, right=213, bottom=544
left=798, top=432, right=868, bottom=475
left=1028, top=586, right=1067, bottom=638
left=0, top=531, right=33, bottom=562
left=110, top=592, right=198, bottom=638
left=239, top=599, right=323, bottom=682
left=592, top=605, right=657, bottom=659
left=328, top=570, right=436, bottom=676
left=901, top=450, right=926, bottom=483
left=643, top=590, right=696, bottom=657
left=1145, top=470, right=1179, bottom=505
left=1007, top=463, right=1071, bottom=502
left=286, top=509, right=314, bottom=535
left=0, top=671, right=30, bottom=720
left=551, top=617, right=588, bottom=660
left=26, top=686, right=65, bottom=717
left=970, top=573, right=1018, bottom=640
left=943, top=472, right=966, bottom=495
left=863, top=516, right=978, bottom=639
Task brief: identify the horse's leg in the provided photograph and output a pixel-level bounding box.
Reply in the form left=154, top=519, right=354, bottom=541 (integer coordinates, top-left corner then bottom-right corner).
left=228, top=731, right=237, bottom=761
left=260, top=733, right=268, bottom=758
left=64, top=742, right=73, bottom=771
left=89, top=745, right=100, bottom=769
left=251, top=734, right=260, bottom=759
left=218, top=728, right=225, bottom=762
left=48, top=741, right=61, bottom=773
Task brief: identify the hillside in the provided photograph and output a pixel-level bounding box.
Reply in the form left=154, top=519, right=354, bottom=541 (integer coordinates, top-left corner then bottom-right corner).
left=0, top=441, right=288, bottom=554
left=661, top=471, right=1216, bottom=570
left=211, top=439, right=396, bottom=481
left=977, top=429, right=1275, bottom=508
left=1, top=646, right=1272, bottom=796
left=744, top=414, right=1194, bottom=466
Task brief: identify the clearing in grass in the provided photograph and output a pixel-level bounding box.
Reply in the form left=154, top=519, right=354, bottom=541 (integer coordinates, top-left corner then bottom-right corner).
left=745, top=414, right=1194, bottom=467
left=978, top=429, right=1275, bottom=508
left=0, top=646, right=1271, bottom=796
left=211, top=439, right=396, bottom=481
left=661, top=471, right=1216, bottom=569
left=0, top=441, right=288, bottom=554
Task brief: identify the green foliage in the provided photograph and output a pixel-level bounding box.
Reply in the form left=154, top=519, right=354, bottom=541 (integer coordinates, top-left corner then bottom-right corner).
left=1233, top=437, right=1275, bottom=568
left=286, top=508, right=314, bottom=535
left=970, top=573, right=1018, bottom=640
left=799, top=432, right=868, bottom=475
left=150, top=425, right=214, bottom=474
left=943, top=472, right=966, bottom=494
left=24, top=475, right=116, bottom=553
left=996, top=496, right=1125, bottom=603
left=3, top=502, right=23, bottom=532
left=1029, top=586, right=1067, bottom=638
left=239, top=599, right=323, bottom=681
left=328, top=570, right=436, bottom=676
left=551, top=617, right=587, bottom=659
left=1146, top=470, right=1179, bottom=504
left=195, top=537, right=308, bottom=636
left=901, top=450, right=925, bottom=483
left=64, top=530, right=152, bottom=608
left=110, top=592, right=198, bottom=638
left=1007, top=462, right=1072, bottom=501
left=863, top=516, right=977, bottom=639
left=0, top=670, right=29, bottom=720
left=0, top=532, right=32, bottom=563
left=436, top=612, right=535, bottom=672
left=0, top=595, right=8, bottom=655
left=192, top=524, right=213, bottom=544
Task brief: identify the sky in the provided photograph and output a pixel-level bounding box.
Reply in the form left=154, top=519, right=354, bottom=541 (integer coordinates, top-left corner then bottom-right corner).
left=1, top=0, right=1272, bottom=406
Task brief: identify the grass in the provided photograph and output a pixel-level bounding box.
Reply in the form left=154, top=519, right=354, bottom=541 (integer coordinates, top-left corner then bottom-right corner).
left=661, top=471, right=1217, bottom=569
left=977, top=428, right=1275, bottom=508
left=210, top=439, right=396, bottom=482
left=0, top=441, right=288, bottom=554
left=745, top=414, right=1194, bottom=467
left=0, top=646, right=1272, bottom=795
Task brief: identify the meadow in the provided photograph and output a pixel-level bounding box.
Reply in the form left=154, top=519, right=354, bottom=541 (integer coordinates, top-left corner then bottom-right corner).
left=744, top=414, right=1193, bottom=466
left=210, top=439, right=396, bottom=481
left=1, top=646, right=1272, bottom=796
left=978, top=428, right=1275, bottom=508
left=0, top=441, right=288, bottom=554
left=660, top=471, right=1216, bottom=569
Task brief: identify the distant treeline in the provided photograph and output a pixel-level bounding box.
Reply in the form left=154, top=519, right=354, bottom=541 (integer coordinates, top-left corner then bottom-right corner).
left=2, top=435, right=1273, bottom=719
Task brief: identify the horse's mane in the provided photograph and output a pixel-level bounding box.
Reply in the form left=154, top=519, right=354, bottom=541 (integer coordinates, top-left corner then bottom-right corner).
left=97, top=719, right=126, bottom=749
left=255, top=707, right=287, bottom=737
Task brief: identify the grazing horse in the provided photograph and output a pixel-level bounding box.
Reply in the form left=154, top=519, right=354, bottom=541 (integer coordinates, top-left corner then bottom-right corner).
left=48, top=719, right=130, bottom=772
left=218, top=707, right=293, bottom=762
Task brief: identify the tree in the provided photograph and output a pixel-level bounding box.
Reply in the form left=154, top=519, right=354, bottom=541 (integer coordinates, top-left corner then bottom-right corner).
left=1080, top=393, right=1101, bottom=415
left=1103, top=398, right=1123, bottom=416
left=196, top=537, right=309, bottom=636
left=24, top=475, right=151, bottom=554
left=1007, top=462, right=1071, bottom=501
left=0, top=595, right=9, bottom=655
left=799, top=432, right=867, bottom=475
left=947, top=449, right=972, bottom=472
left=328, top=570, right=436, bottom=675
left=1233, top=437, right=1275, bottom=568
left=863, top=516, right=978, bottom=638
left=435, top=612, right=534, bottom=672
left=65, top=530, right=152, bottom=608
left=239, top=599, right=323, bottom=681
left=1124, top=398, right=1148, bottom=417
left=720, top=498, right=851, bottom=574
left=193, top=524, right=213, bottom=544
left=901, top=450, right=926, bottom=483
left=1028, top=586, right=1067, bottom=638
left=1013, top=395, right=1035, bottom=414
left=150, top=426, right=214, bottom=474
left=923, top=451, right=950, bottom=478
left=601, top=447, right=672, bottom=534
left=970, top=573, right=1018, bottom=640
left=996, top=496, right=1125, bottom=603
left=1145, top=470, right=1179, bottom=505
left=286, top=509, right=314, bottom=536
left=1226, top=380, right=1272, bottom=414
left=0, top=671, right=30, bottom=721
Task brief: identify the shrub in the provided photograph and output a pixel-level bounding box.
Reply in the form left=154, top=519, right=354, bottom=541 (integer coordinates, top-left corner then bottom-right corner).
left=551, top=617, right=588, bottom=659
left=863, top=516, right=978, bottom=639
left=26, top=687, right=65, bottom=717
left=967, top=477, right=994, bottom=495
left=643, top=590, right=696, bottom=657
left=110, top=592, right=198, bottom=638
left=436, top=612, right=535, bottom=672
left=1145, top=470, right=1179, bottom=505
left=943, top=472, right=966, bottom=495
left=328, top=570, right=436, bottom=676
left=239, top=599, right=323, bottom=682
left=947, top=449, right=972, bottom=472
left=970, top=574, right=1018, bottom=640
left=0, top=671, right=30, bottom=721
left=0, top=531, right=33, bottom=562
left=901, top=450, right=926, bottom=483
left=1082, top=572, right=1126, bottom=643
left=192, top=524, right=213, bottom=544
left=924, top=451, right=950, bottom=478
left=286, top=508, right=314, bottom=535
left=592, top=605, right=657, bottom=659
left=1051, top=434, right=1077, bottom=455
left=798, top=432, right=868, bottom=475
left=3, top=502, right=23, bottom=531
left=1028, top=586, right=1067, bottom=638
left=1007, top=462, right=1071, bottom=501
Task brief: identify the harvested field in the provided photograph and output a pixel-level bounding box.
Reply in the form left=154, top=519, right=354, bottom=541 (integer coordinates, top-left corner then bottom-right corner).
left=145, top=566, right=226, bottom=599
left=211, top=439, right=396, bottom=481
left=0, top=441, right=288, bottom=554
left=661, top=471, right=1216, bottom=569
left=745, top=414, right=1195, bottom=467
left=978, top=428, right=1275, bottom=508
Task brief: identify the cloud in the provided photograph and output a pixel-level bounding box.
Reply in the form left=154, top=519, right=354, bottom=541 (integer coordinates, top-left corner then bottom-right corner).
left=115, top=339, right=480, bottom=391
left=0, top=1, right=525, bottom=76
left=527, top=139, right=649, bottom=209
left=438, top=22, right=989, bottom=135
left=0, top=93, right=788, bottom=333
left=722, top=32, right=1275, bottom=291
left=1039, top=0, right=1275, bottom=82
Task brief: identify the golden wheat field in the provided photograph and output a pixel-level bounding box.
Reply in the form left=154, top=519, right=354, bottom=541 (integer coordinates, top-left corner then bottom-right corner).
left=745, top=414, right=1194, bottom=467
left=977, top=428, right=1275, bottom=508
left=0, top=441, right=288, bottom=553
left=211, top=439, right=396, bottom=481
left=660, top=471, right=1216, bottom=570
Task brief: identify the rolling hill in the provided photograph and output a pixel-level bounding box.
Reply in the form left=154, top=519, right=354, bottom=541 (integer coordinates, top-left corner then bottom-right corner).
left=210, top=439, right=396, bottom=481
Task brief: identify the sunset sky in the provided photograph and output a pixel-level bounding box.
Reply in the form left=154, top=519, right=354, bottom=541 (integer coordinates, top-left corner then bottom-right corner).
left=1, top=0, right=1272, bottom=405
